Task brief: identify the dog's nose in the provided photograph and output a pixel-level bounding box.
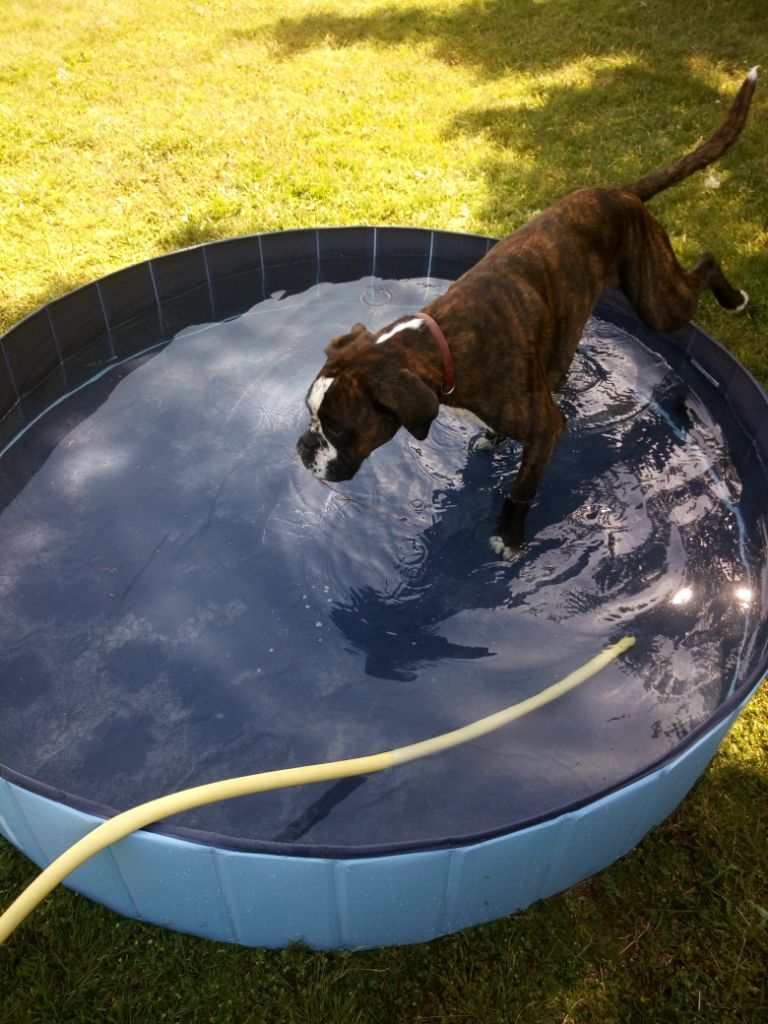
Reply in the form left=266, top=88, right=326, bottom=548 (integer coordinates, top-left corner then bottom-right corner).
left=297, top=431, right=322, bottom=467
left=298, top=430, right=321, bottom=452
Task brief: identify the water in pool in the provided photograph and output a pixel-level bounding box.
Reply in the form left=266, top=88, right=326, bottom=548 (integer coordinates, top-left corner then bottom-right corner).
left=0, top=276, right=762, bottom=850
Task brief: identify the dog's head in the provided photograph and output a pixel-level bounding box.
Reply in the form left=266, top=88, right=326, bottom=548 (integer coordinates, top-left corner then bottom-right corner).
left=296, top=320, right=440, bottom=482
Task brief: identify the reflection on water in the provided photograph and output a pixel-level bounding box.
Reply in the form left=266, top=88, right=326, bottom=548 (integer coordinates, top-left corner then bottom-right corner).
left=0, top=277, right=765, bottom=850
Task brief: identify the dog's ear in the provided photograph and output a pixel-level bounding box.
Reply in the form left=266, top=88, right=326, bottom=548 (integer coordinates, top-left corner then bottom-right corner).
left=325, top=323, right=368, bottom=355
left=371, top=370, right=439, bottom=440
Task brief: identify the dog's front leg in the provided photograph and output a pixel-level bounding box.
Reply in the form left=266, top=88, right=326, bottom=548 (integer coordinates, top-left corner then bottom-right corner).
left=490, top=402, right=566, bottom=559
left=474, top=429, right=508, bottom=452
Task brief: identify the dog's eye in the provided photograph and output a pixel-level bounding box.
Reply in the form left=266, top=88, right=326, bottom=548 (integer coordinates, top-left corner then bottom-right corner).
left=324, top=421, right=344, bottom=441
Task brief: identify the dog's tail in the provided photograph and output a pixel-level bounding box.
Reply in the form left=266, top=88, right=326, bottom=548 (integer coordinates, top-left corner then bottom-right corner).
left=625, top=67, right=758, bottom=202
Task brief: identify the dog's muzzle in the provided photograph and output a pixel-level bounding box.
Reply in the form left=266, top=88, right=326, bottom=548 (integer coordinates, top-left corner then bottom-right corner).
left=297, top=429, right=324, bottom=467
left=296, top=429, right=360, bottom=482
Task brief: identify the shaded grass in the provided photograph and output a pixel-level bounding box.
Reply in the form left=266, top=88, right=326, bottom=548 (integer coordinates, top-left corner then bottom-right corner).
left=1, top=0, right=767, bottom=1020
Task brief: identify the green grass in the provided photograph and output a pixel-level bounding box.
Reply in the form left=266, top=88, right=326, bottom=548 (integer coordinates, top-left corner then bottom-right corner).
left=0, top=0, right=766, bottom=1020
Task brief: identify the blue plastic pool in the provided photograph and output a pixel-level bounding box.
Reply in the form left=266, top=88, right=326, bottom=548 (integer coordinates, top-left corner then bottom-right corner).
left=0, top=227, right=765, bottom=948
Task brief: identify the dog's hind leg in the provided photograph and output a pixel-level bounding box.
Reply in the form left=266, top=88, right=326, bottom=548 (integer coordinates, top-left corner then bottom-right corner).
left=692, top=251, right=749, bottom=312
left=622, top=211, right=748, bottom=332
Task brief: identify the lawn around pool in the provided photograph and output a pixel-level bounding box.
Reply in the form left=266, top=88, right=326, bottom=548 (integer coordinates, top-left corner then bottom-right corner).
left=0, top=1, right=766, bottom=1022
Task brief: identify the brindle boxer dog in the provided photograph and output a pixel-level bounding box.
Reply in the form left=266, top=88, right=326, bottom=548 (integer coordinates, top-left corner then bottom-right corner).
left=297, top=69, right=758, bottom=559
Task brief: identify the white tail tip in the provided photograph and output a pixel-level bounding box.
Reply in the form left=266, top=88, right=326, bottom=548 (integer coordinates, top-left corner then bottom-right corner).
left=748, top=66, right=759, bottom=83
left=727, top=291, right=750, bottom=315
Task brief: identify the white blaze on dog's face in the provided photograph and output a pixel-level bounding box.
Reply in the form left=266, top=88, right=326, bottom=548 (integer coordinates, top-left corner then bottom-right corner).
left=296, top=320, right=441, bottom=483
left=304, top=375, right=338, bottom=478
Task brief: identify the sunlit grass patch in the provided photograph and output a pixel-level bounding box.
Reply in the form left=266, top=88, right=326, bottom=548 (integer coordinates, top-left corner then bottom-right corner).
left=1, top=1, right=766, bottom=1020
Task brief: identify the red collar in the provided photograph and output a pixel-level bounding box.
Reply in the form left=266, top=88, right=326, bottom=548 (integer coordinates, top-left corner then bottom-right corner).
left=415, top=312, right=455, bottom=396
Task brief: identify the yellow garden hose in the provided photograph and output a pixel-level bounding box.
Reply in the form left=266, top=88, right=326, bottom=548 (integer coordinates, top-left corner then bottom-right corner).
left=0, top=634, right=635, bottom=944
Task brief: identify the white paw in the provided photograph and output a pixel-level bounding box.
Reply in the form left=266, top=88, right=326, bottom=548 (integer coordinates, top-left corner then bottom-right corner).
left=727, top=290, right=749, bottom=314
left=490, top=535, right=519, bottom=562
left=474, top=435, right=495, bottom=452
